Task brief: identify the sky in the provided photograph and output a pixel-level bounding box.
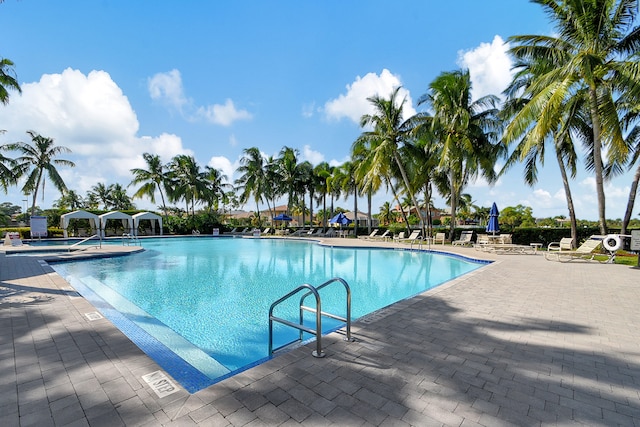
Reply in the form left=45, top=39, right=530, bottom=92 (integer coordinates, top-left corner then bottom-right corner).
left=0, top=0, right=637, bottom=221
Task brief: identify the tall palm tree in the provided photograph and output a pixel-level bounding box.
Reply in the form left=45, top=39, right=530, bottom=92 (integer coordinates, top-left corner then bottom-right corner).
left=236, top=147, right=268, bottom=220
left=297, top=161, right=314, bottom=227
left=204, top=165, right=231, bottom=213
left=277, top=147, right=304, bottom=215
left=167, top=155, right=208, bottom=220
left=501, top=53, right=583, bottom=246
left=418, top=70, right=503, bottom=240
left=507, top=0, right=640, bottom=234
left=0, top=58, right=21, bottom=105
left=313, top=162, right=333, bottom=228
left=336, top=161, right=359, bottom=234
left=356, top=87, right=424, bottom=234
left=5, top=131, right=75, bottom=215
left=129, top=153, right=170, bottom=217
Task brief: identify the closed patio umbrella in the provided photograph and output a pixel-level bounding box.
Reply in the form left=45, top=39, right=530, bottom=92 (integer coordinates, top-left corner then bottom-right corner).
left=486, top=202, right=499, bottom=235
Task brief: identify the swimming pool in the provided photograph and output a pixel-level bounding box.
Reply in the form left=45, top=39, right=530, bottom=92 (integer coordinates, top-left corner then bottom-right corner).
left=52, top=237, right=487, bottom=392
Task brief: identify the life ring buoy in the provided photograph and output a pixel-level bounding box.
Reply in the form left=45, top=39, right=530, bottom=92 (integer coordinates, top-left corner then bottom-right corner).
left=603, top=234, right=622, bottom=252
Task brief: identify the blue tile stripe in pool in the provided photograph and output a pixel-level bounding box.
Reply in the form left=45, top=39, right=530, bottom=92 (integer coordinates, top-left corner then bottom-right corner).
left=69, top=276, right=215, bottom=393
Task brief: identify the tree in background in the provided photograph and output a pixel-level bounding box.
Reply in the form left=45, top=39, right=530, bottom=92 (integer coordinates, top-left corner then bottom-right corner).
left=0, top=57, right=21, bottom=105
left=418, top=70, right=504, bottom=241
left=507, top=0, right=640, bottom=235
left=4, top=131, right=75, bottom=216
left=129, top=153, right=170, bottom=217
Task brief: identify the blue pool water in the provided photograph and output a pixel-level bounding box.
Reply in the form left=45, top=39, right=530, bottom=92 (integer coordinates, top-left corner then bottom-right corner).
left=52, top=237, right=487, bottom=392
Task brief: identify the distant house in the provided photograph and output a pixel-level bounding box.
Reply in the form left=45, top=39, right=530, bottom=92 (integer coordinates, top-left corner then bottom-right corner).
left=345, top=211, right=378, bottom=227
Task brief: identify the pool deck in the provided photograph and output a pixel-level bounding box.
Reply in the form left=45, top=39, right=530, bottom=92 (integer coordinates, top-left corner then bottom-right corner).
left=2, top=236, right=640, bottom=426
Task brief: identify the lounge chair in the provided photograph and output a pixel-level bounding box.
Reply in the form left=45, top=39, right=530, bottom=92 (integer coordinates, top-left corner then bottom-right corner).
left=396, top=230, right=422, bottom=244
left=547, top=237, right=573, bottom=252
left=360, top=229, right=379, bottom=239
left=227, top=227, right=238, bottom=235
left=308, top=229, right=324, bottom=237
left=392, top=232, right=405, bottom=242
left=290, top=228, right=309, bottom=237
left=432, top=232, right=446, bottom=245
left=323, top=228, right=336, bottom=237
left=372, top=230, right=390, bottom=241
left=544, top=236, right=606, bottom=262
left=262, top=227, right=271, bottom=235
left=452, top=231, right=474, bottom=246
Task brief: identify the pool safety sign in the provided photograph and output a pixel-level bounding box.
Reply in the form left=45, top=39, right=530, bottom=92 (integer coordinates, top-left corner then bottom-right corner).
left=30, top=216, right=48, bottom=237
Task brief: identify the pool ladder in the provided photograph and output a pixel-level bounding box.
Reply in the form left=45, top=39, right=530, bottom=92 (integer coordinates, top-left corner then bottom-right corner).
left=269, top=277, right=353, bottom=358
left=122, top=233, right=141, bottom=246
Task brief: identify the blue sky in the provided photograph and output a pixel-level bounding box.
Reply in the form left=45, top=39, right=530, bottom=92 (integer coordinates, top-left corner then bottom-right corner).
left=1, top=1, right=636, bottom=221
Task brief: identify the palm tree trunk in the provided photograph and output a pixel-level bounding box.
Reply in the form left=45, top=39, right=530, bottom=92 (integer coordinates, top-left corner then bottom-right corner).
left=30, top=169, right=44, bottom=216
left=556, top=149, right=578, bottom=248
left=386, top=176, right=411, bottom=232
left=449, top=170, right=458, bottom=242
left=353, top=186, right=358, bottom=236
left=322, top=193, right=327, bottom=228
left=621, top=163, right=640, bottom=235
left=367, top=190, right=372, bottom=234
left=588, top=88, right=607, bottom=235
left=393, top=151, right=423, bottom=234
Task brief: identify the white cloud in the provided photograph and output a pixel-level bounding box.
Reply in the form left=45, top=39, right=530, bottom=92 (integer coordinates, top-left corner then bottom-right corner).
left=208, top=156, right=236, bottom=184
left=0, top=68, right=191, bottom=209
left=457, top=35, right=513, bottom=100
left=324, top=69, right=416, bottom=123
left=196, top=99, right=253, bottom=126
left=302, top=145, right=324, bottom=165
left=148, top=69, right=189, bottom=110
left=148, top=70, right=252, bottom=127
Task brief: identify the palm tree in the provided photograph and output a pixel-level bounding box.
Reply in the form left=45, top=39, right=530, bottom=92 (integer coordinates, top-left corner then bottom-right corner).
left=204, top=165, right=231, bottom=212
left=501, top=53, right=583, bottom=246
left=356, top=87, right=424, bottom=234
left=277, top=147, right=304, bottom=215
left=88, top=182, right=113, bottom=210
left=167, top=154, right=208, bottom=221
left=378, top=201, right=395, bottom=226
left=5, top=131, right=75, bottom=216
left=418, top=70, right=503, bottom=240
left=54, top=189, right=85, bottom=210
left=109, top=183, right=135, bottom=210
left=0, top=58, right=21, bottom=105
left=336, top=161, right=359, bottom=234
left=236, top=147, right=268, bottom=220
left=507, top=0, right=640, bottom=234
left=621, top=125, right=640, bottom=234
left=129, top=153, right=170, bottom=217
left=0, top=130, right=17, bottom=192
left=313, top=162, right=333, bottom=228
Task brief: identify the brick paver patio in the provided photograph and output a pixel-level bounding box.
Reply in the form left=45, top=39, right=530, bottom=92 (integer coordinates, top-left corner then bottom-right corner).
left=1, top=239, right=640, bottom=426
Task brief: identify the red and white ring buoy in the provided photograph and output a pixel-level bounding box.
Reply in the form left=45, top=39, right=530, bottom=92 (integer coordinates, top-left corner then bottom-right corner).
left=602, top=234, right=622, bottom=252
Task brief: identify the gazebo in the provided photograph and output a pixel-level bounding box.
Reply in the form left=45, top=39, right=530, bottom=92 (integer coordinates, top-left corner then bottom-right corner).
left=132, top=212, right=163, bottom=236
left=60, top=210, right=100, bottom=238
left=98, top=211, right=134, bottom=237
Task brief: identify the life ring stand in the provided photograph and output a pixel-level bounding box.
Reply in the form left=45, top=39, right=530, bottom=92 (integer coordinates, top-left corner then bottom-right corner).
left=602, top=234, right=622, bottom=252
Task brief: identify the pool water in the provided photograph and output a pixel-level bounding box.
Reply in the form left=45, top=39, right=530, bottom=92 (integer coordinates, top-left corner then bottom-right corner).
left=52, top=237, right=486, bottom=392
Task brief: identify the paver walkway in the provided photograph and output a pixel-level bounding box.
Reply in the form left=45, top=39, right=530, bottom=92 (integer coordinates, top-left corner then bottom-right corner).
left=1, top=240, right=640, bottom=426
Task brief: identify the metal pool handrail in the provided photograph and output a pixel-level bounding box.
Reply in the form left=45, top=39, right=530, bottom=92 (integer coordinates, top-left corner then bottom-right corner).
left=69, top=234, right=102, bottom=251
left=268, top=277, right=352, bottom=358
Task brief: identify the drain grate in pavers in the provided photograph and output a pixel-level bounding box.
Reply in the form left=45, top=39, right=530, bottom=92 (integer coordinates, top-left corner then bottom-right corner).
left=84, top=311, right=103, bottom=321
left=142, top=370, right=180, bottom=398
